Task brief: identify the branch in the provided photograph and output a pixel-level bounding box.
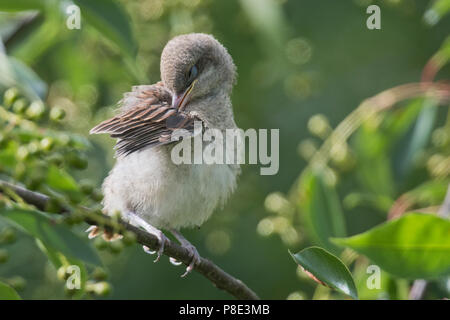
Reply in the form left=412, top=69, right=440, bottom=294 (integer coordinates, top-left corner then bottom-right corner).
left=0, top=180, right=260, bottom=300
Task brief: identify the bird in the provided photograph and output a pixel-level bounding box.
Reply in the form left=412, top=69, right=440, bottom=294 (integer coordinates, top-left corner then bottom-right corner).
left=88, top=33, right=240, bottom=276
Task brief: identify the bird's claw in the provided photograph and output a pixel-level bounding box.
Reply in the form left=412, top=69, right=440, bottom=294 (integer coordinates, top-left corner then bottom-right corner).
left=142, top=230, right=168, bottom=263
left=181, top=244, right=201, bottom=278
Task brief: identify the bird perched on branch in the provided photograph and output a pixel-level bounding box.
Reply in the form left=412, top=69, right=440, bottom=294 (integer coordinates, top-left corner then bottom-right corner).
left=89, top=33, right=240, bottom=276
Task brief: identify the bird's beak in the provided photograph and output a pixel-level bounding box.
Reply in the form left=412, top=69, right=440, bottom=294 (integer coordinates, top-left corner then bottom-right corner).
left=172, top=79, right=197, bottom=111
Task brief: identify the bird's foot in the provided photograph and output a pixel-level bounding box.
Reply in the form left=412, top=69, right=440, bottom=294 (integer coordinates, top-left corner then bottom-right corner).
left=86, top=225, right=100, bottom=239
left=170, top=229, right=201, bottom=277
left=142, top=228, right=169, bottom=263
left=85, top=225, right=123, bottom=241
left=126, top=213, right=168, bottom=263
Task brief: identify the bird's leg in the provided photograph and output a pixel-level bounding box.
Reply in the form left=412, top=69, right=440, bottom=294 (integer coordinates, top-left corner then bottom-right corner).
left=169, top=229, right=201, bottom=277
left=126, top=213, right=169, bottom=263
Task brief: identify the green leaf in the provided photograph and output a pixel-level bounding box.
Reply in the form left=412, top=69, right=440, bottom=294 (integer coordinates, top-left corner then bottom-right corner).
left=0, top=52, right=47, bottom=101
left=332, top=213, right=450, bottom=279
left=353, top=122, right=395, bottom=197
left=0, top=208, right=102, bottom=266
left=46, top=165, right=82, bottom=203
left=0, top=281, right=21, bottom=300
left=11, top=9, right=64, bottom=65
left=0, top=0, right=45, bottom=11
left=72, top=0, right=136, bottom=58
left=46, top=165, right=79, bottom=193
left=290, top=246, right=358, bottom=299
left=298, top=169, right=347, bottom=254
left=393, top=99, right=437, bottom=179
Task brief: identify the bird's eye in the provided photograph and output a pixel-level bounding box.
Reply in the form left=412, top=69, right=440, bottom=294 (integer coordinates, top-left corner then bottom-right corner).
left=187, top=65, right=198, bottom=83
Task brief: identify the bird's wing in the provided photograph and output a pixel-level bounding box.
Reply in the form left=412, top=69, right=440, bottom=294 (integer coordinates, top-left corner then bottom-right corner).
left=90, top=83, right=201, bottom=156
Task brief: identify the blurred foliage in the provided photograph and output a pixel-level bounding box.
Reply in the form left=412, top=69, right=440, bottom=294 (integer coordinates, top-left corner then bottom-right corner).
left=0, top=0, right=449, bottom=300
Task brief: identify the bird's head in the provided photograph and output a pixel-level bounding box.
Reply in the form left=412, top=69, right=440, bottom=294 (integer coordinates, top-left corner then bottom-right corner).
left=160, top=33, right=236, bottom=120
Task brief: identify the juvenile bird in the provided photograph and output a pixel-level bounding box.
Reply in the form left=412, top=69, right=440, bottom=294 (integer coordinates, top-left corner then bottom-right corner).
left=89, top=33, right=240, bottom=276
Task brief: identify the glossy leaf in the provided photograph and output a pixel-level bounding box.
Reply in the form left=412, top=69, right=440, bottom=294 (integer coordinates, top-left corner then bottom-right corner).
left=290, top=246, right=358, bottom=299
left=298, top=169, right=347, bottom=254
left=0, top=208, right=101, bottom=266
left=0, top=281, right=21, bottom=300
left=332, top=213, right=450, bottom=279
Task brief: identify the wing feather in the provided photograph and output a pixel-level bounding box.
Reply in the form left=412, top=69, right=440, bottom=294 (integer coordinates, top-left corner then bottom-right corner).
left=90, top=84, right=201, bottom=157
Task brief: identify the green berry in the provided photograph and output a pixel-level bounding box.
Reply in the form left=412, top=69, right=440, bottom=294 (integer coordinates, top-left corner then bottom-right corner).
left=40, top=137, right=54, bottom=151
left=12, top=99, right=28, bottom=114
left=3, top=87, right=19, bottom=107
left=80, top=180, right=94, bottom=195
left=93, top=237, right=108, bottom=250
left=91, top=189, right=103, bottom=202
left=66, top=152, right=88, bottom=170
left=25, top=101, right=46, bottom=120
left=92, top=267, right=108, bottom=281
left=16, top=146, right=29, bottom=161
left=50, top=107, right=66, bottom=121
left=109, top=240, right=124, bottom=254
left=57, top=266, right=69, bottom=280
left=89, top=281, right=111, bottom=296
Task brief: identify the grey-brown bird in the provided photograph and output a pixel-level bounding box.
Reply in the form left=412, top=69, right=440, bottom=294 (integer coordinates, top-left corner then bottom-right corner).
left=89, top=33, right=240, bottom=276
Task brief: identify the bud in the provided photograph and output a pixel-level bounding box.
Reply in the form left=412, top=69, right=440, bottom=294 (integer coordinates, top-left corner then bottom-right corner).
left=25, top=101, right=46, bottom=120
left=87, top=281, right=111, bottom=296
left=93, top=237, right=108, bottom=250
left=91, top=189, right=103, bottom=202
left=40, top=137, right=54, bottom=151
left=297, top=139, right=317, bottom=160
left=27, top=141, right=41, bottom=155
left=57, top=266, right=69, bottom=280
left=12, top=99, right=28, bottom=114
left=79, top=180, right=94, bottom=195
left=307, top=114, right=331, bottom=139
left=91, top=267, right=108, bottom=281
left=109, top=240, right=124, bottom=254
left=66, top=151, right=88, bottom=170
left=50, top=107, right=66, bottom=121
left=3, top=87, right=20, bottom=107
left=16, top=146, right=29, bottom=161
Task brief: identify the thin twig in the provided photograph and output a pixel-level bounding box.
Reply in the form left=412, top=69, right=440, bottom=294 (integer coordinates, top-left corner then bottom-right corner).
left=0, top=180, right=260, bottom=300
